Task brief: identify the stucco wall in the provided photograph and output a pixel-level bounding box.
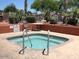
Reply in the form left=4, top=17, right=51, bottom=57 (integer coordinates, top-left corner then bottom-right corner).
left=0, top=23, right=79, bottom=36
left=0, top=25, right=13, bottom=33
left=29, top=24, right=79, bottom=36
left=0, top=23, right=24, bottom=34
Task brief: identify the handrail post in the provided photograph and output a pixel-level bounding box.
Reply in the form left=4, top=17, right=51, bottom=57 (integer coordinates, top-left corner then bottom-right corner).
left=42, top=30, right=50, bottom=55
left=19, top=29, right=25, bottom=54
left=19, top=29, right=32, bottom=54
left=25, top=29, right=32, bottom=47
left=47, top=30, right=49, bottom=55
left=22, top=29, right=25, bottom=54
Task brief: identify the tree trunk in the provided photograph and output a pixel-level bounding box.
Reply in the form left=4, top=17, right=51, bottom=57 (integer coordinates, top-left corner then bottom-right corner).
left=24, top=0, right=27, bottom=14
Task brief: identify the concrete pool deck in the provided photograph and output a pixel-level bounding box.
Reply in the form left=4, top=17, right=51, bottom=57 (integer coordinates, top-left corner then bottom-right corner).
left=0, top=31, right=79, bottom=59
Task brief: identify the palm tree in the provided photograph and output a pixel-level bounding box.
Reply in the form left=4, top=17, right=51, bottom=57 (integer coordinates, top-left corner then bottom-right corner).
left=59, top=0, right=68, bottom=12
left=59, top=0, right=79, bottom=12
left=24, top=0, right=27, bottom=14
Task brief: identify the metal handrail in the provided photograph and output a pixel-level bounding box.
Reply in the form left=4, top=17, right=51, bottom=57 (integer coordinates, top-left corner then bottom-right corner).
left=19, top=29, right=26, bottom=54
left=25, top=29, right=32, bottom=47
left=47, top=30, right=50, bottom=55
left=19, top=29, right=32, bottom=54
left=42, top=30, right=50, bottom=55
left=19, top=47, right=27, bottom=54
left=19, top=29, right=25, bottom=54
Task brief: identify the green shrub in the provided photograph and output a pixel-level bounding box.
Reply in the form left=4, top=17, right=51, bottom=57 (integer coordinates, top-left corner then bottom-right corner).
left=0, top=16, right=3, bottom=22
left=9, top=17, right=19, bottom=24
left=49, top=16, right=57, bottom=24
left=67, top=17, right=78, bottom=26
left=8, top=12, right=19, bottom=24
left=25, top=16, right=36, bottom=23
left=50, top=19, right=57, bottom=24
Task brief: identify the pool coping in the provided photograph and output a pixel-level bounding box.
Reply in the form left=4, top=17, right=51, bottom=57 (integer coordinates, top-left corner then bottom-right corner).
left=0, top=31, right=78, bottom=51
left=0, top=31, right=79, bottom=59
left=7, top=32, right=70, bottom=51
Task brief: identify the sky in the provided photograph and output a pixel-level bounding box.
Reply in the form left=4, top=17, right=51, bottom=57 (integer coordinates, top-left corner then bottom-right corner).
left=0, top=0, right=36, bottom=13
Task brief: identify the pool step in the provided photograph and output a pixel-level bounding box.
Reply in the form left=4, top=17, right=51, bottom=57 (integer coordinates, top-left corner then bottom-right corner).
left=49, top=39, right=65, bottom=44
left=28, top=37, right=64, bottom=44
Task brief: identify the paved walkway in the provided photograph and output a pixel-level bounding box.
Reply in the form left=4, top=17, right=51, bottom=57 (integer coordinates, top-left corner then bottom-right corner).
left=0, top=31, right=79, bottom=59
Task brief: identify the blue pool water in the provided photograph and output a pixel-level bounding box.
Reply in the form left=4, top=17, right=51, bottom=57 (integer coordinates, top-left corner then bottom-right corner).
left=8, top=34, right=68, bottom=49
